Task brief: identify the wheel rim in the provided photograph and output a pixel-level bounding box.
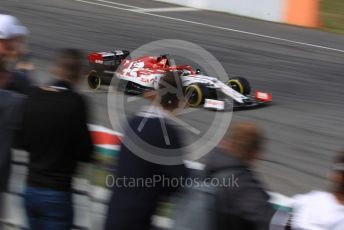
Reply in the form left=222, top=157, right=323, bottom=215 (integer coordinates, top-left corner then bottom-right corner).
left=185, top=85, right=202, bottom=106
left=228, top=79, right=244, bottom=94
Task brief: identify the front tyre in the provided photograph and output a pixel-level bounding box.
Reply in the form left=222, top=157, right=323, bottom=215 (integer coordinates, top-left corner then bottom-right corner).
left=87, top=70, right=102, bottom=90
left=227, top=76, right=251, bottom=95
left=185, top=84, right=204, bottom=107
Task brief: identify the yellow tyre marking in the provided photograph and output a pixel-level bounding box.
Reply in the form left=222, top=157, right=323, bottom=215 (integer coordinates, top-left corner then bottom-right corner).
left=228, top=79, right=244, bottom=94
left=186, top=84, right=203, bottom=106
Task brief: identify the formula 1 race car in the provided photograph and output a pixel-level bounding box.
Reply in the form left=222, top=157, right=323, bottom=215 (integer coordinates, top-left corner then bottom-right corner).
left=87, top=52, right=272, bottom=110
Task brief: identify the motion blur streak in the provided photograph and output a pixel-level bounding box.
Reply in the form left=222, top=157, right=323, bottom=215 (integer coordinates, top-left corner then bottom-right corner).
left=74, top=0, right=344, bottom=53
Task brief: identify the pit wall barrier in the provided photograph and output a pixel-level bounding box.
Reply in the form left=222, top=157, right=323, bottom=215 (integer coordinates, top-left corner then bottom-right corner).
left=155, top=0, right=320, bottom=28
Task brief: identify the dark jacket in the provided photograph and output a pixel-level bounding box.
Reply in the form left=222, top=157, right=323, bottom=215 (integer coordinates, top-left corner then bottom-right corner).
left=205, top=148, right=275, bottom=230
left=105, top=108, right=188, bottom=230
left=0, top=90, right=23, bottom=192
left=19, top=81, right=93, bottom=191
left=7, top=71, right=33, bottom=95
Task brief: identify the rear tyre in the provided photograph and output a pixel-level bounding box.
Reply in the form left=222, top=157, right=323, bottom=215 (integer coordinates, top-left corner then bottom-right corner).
left=87, top=70, right=102, bottom=90
left=185, top=84, right=205, bottom=107
left=227, top=76, right=251, bottom=95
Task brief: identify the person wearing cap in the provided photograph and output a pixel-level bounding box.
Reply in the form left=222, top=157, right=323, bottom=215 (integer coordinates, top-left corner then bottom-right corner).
left=0, top=14, right=33, bottom=94
left=0, top=62, right=24, bottom=225
left=290, top=151, right=344, bottom=230
left=0, top=15, right=31, bottom=226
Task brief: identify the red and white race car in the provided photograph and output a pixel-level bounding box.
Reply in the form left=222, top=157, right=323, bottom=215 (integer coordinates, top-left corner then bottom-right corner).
left=87, top=52, right=272, bottom=110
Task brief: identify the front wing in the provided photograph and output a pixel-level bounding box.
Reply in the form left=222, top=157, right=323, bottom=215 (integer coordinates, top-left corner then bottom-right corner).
left=204, top=90, right=272, bottom=111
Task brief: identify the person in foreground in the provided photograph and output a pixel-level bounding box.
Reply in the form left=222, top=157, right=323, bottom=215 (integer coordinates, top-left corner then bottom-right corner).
left=205, top=122, right=276, bottom=230
left=0, top=63, right=24, bottom=227
left=290, top=150, right=344, bottom=230
left=19, top=49, right=93, bottom=230
left=105, top=71, right=188, bottom=230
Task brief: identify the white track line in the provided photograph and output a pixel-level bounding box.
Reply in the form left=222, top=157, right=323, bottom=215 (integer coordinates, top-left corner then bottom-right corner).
left=73, top=0, right=344, bottom=54
left=93, top=0, right=142, bottom=9
left=134, top=7, right=200, bottom=12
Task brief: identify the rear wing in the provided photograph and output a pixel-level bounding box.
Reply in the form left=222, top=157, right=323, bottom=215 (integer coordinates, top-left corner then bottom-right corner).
left=88, top=52, right=106, bottom=64
left=87, top=50, right=130, bottom=65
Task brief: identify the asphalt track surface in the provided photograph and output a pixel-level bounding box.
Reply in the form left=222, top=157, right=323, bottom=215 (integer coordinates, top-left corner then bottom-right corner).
left=2, top=0, right=344, bottom=197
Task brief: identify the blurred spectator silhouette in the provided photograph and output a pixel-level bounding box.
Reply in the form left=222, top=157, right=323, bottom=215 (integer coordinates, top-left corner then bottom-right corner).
left=0, top=14, right=33, bottom=95
left=105, top=71, right=188, bottom=230
left=18, top=49, right=93, bottom=230
left=205, top=122, right=275, bottom=230
left=0, top=14, right=30, bottom=227
left=290, top=150, right=344, bottom=229
left=0, top=62, right=24, bottom=227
